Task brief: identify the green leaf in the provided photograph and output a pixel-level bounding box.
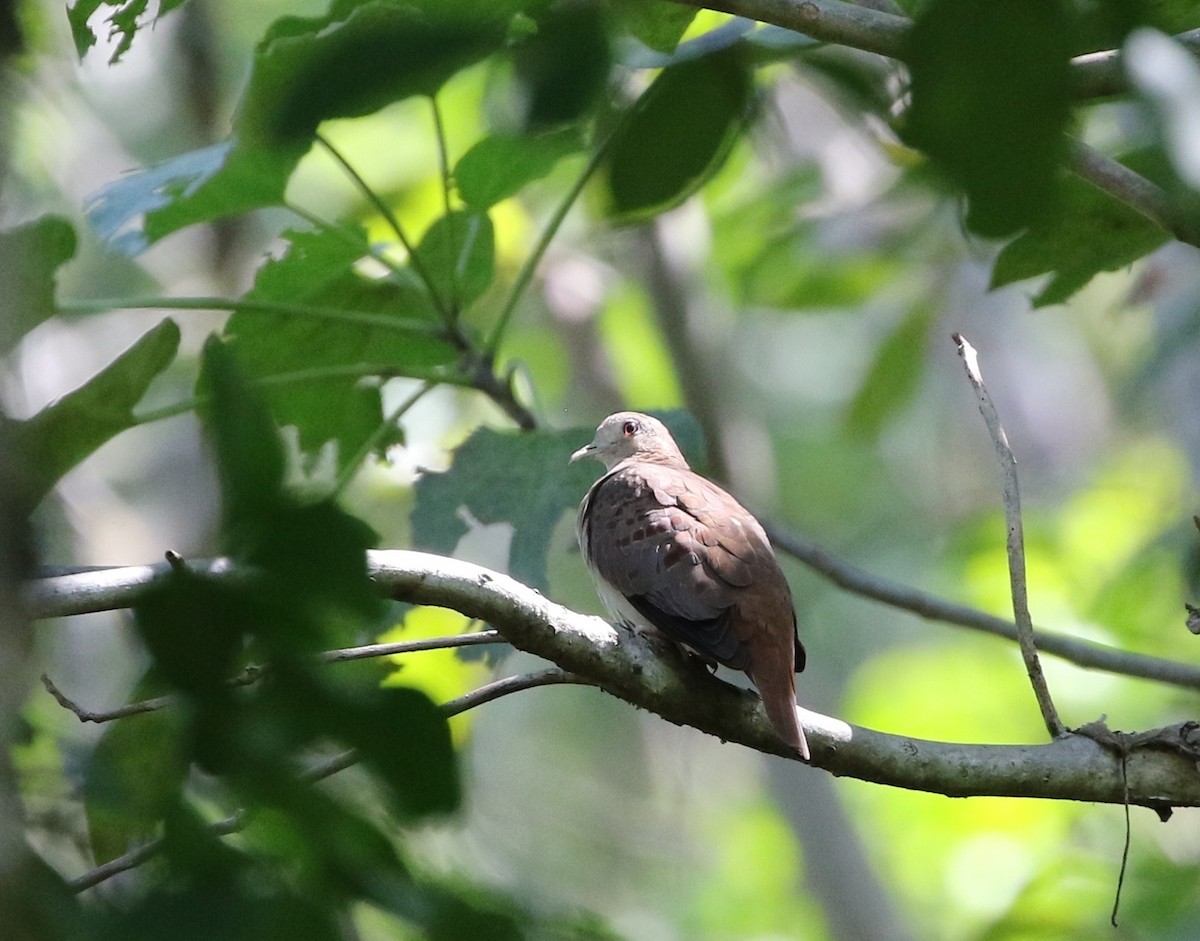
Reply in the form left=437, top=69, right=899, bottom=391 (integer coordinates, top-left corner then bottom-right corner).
left=239, top=1, right=504, bottom=147
left=513, top=2, right=611, bottom=128
left=412, top=426, right=595, bottom=591
left=414, top=210, right=496, bottom=313
left=86, top=141, right=300, bottom=256
left=199, top=338, right=380, bottom=623
left=602, top=48, right=754, bottom=223
left=336, top=686, right=461, bottom=819
left=200, top=336, right=287, bottom=537
left=844, top=303, right=934, bottom=439
left=68, top=0, right=192, bottom=62
left=990, top=156, right=1171, bottom=307
left=8, top=318, right=179, bottom=506
left=904, top=0, right=1071, bottom=237
left=84, top=696, right=188, bottom=863
left=0, top=216, right=77, bottom=353
left=608, top=0, right=695, bottom=54
left=212, top=226, right=457, bottom=465
left=412, top=414, right=704, bottom=591
left=85, top=1, right=506, bottom=252
left=455, top=127, right=584, bottom=208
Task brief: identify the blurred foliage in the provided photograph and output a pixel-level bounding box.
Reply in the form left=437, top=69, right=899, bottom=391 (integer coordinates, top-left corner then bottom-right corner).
left=6, top=0, right=1200, bottom=939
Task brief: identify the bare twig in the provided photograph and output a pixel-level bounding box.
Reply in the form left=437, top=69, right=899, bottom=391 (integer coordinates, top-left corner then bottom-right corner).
left=40, top=674, right=173, bottom=723
left=442, top=668, right=593, bottom=717
left=69, top=809, right=246, bottom=892
left=44, top=632, right=508, bottom=726
left=953, top=334, right=1065, bottom=738
left=1112, top=752, right=1132, bottom=926
left=320, top=631, right=503, bottom=663
left=766, top=524, right=1200, bottom=690
left=68, top=667, right=585, bottom=892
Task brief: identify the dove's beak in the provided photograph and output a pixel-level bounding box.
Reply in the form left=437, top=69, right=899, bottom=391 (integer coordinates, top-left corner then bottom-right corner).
left=570, top=441, right=598, bottom=464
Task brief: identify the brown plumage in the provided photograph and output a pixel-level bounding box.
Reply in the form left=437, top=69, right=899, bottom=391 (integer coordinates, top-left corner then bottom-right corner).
left=571, top=412, right=809, bottom=759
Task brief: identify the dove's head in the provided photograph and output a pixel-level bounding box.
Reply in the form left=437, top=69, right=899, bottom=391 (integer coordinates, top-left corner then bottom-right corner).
left=570, top=412, right=688, bottom=470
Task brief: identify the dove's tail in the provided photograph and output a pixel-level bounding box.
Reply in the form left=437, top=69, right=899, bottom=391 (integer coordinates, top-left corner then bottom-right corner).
left=748, top=665, right=811, bottom=761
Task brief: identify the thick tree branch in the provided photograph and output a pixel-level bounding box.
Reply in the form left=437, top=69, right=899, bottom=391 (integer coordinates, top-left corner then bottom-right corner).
left=666, top=0, right=909, bottom=59
left=663, top=0, right=1200, bottom=101
left=954, top=334, right=1065, bottom=738
left=26, top=552, right=1200, bottom=808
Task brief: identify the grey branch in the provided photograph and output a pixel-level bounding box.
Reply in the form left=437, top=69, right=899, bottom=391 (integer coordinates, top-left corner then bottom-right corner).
left=26, top=551, right=1200, bottom=807
left=765, top=524, right=1200, bottom=691
left=953, top=334, right=1065, bottom=738
left=663, top=0, right=1200, bottom=100
left=662, top=0, right=1200, bottom=250
left=1065, top=138, right=1200, bottom=248
left=43, top=634, right=507, bottom=725
left=368, top=550, right=1199, bottom=808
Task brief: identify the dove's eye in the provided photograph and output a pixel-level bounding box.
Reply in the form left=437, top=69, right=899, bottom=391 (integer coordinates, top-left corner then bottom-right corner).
left=622, top=419, right=640, bottom=437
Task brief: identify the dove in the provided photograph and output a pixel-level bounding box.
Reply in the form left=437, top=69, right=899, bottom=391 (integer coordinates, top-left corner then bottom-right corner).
left=572, top=412, right=809, bottom=759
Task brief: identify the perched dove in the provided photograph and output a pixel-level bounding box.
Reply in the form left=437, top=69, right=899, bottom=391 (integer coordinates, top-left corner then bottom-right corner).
left=572, top=412, right=809, bottom=759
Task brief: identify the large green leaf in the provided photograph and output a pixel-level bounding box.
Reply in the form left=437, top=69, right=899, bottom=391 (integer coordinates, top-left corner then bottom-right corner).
left=86, top=141, right=300, bottom=256
left=412, top=426, right=596, bottom=591
left=601, top=48, right=754, bottom=223
left=212, top=225, right=458, bottom=465
left=85, top=1, right=507, bottom=253
left=8, top=318, right=180, bottom=506
left=0, top=216, right=76, bottom=353
left=990, top=155, right=1171, bottom=307
left=905, top=0, right=1071, bottom=237
left=239, top=1, right=504, bottom=147
left=454, top=127, right=584, bottom=209
left=411, top=414, right=704, bottom=591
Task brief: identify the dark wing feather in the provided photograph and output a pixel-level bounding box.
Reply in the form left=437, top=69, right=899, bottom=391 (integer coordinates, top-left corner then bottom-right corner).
left=581, top=462, right=780, bottom=669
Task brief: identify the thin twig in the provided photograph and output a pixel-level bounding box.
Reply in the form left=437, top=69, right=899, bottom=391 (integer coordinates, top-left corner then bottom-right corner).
left=68, top=669, right=579, bottom=891
left=58, top=297, right=442, bottom=336
left=332, top=381, right=435, bottom=497
left=1112, top=752, right=1132, bottom=927
left=483, top=122, right=621, bottom=359
left=44, top=633, right=508, bottom=726
left=40, top=674, right=173, bottom=723
left=316, top=133, right=451, bottom=324
left=953, top=333, right=1065, bottom=738
left=69, top=809, right=246, bottom=892
left=320, top=630, right=503, bottom=663
left=441, top=668, right=593, bottom=717
left=766, top=525, right=1200, bottom=690
left=300, top=748, right=359, bottom=783
left=430, top=94, right=454, bottom=219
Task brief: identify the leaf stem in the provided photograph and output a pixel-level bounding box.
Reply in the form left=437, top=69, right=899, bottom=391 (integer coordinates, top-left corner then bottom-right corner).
left=430, top=94, right=454, bottom=219
left=59, top=297, right=444, bottom=336
left=316, top=133, right=452, bottom=323
left=332, top=381, right=433, bottom=496
left=283, top=201, right=405, bottom=276
left=130, top=364, right=472, bottom=427
left=483, top=123, right=619, bottom=359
